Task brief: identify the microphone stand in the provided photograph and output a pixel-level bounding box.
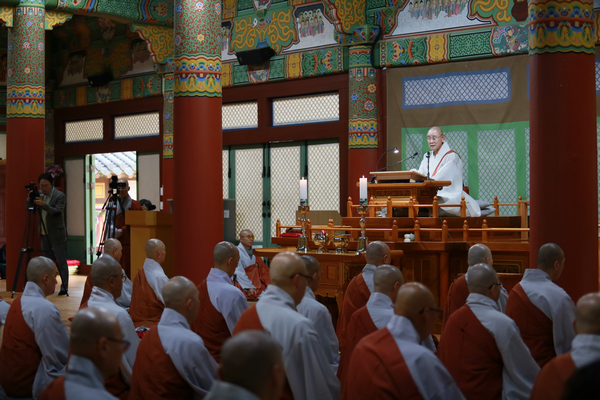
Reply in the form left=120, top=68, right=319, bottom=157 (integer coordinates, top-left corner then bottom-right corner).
left=426, top=151, right=431, bottom=180
left=374, top=147, right=399, bottom=175
left=377, top=152, right=419, bottom=172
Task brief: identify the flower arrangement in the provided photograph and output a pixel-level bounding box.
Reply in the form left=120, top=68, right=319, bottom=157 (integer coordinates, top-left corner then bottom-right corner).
left=45, top=164, right=64, bottom=178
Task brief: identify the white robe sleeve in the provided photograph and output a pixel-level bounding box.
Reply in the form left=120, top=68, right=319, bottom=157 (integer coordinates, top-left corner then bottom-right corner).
left=115, top=272, right=133, bottom=309
left=222, top=295, right=249, bottom=334
left=169, top=335, right=217, bottom=398
left=552, top=296, right=576, bottom=355
left=234, top=262, right=255, bottom=290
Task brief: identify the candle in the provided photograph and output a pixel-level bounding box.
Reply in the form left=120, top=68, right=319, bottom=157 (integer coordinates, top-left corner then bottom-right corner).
left=359, top=176, right=367, bottom=203
left=300, top=177, right=307, bottom=202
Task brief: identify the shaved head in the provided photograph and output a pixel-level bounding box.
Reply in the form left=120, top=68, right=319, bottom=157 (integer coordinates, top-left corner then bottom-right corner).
left=71, top=306, right=120, bottom=351
left=394, top=282, right=437, bottom=341
left=468, top=244, right=492, bottom=267
left=91, top=256, right=122, bottom=287
left=428, top=126, right=443, bottom=136
left=213, top=241, right=239, bottom=265
left=537, top=243, right=564, bottom=272
left=365, top=241, right=391, bottom=266
left=27, top=256, right=56, bottom=284
left=270, top=252, right=308, bottom=305
left=145, top=238, right=165, bottom=258
left=374, top=265, right=404, bottom=296
left=162, top=276, right=198, bottom=310
left=221, top=331, right=284, bottom=398
left=104, top=238, right=121, bottom=256
left=301, top=255, right=320, bottom=277
left=575, top=293, right=600, bottom=335
left=467, top=263, right=498, bottom=295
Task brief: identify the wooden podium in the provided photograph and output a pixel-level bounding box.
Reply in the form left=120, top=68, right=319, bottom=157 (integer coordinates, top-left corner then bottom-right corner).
left=368, top=171, right=450, bottom=204
left=126, top=211, right=174, bottom=280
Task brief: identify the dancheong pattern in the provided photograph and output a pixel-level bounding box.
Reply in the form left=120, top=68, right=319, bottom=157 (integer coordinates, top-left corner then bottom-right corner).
left=348, top=45, right=378, bottom=149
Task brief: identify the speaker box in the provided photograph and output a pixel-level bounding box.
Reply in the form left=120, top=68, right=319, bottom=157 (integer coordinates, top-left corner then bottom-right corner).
left=88, top=72, right=113, bottom=87
left=236, top=47, right=276, bottom=66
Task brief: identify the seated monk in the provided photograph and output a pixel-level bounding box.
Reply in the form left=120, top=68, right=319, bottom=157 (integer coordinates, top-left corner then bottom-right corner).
left=128, top=238, right=168, bottom=329
left=0, top=256, right=70, bottom=399
left=297, top=255, right=340, bottom=373
left=338, top=265, right=403, bottom=384
left=80, top=238, right=133, bottom=310
left=38, top=307, right=127, bottom=400
left=191, top=241, right=248, bottom=362
left=87, top=256, right=141, bottom=399
left=234, top=229, right=271, bottom=299
left=506, top=243, right=575, bottom=367
left=530, top=292, right=600, bottom=400
left=344, top=282, right=464, bottom=400
left=233, top=252, right=340, bottom=400
left=438, top=263, right=539, bottom=400
left=205, top=331, right=286, bottom=400
left=337, top=241, right=391, bottom=348
left=130, top=276, right=217, bottom=399
left=442, top=244, right=508, bottom=332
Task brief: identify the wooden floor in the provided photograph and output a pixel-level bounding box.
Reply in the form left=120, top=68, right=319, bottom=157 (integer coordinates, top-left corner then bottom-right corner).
left=0, top=274, right=87, bottom=335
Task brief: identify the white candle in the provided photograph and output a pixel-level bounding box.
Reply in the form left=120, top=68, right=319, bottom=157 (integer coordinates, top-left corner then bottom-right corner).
left=359, top=176, right=367, bottom=202
left=300, top=178, right=307, bottom=202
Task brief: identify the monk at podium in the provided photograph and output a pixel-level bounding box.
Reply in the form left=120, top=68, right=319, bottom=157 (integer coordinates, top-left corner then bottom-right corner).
left=506, top=243, right=575, bottom=367
left=128, top=238, right=168, bottom=329
left=530, top=292, right=600, bottom=400
left=412, top=126, right=481, bottom=217
left=234, top=229, right=271, bottom=299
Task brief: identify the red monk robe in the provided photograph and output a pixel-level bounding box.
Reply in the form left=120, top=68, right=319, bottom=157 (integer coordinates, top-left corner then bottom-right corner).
left=337, top=273, right=371, bottom=347
left=115, top=199, right=143, bottom=277
left=38, top=376, right=66, bottom=400
left=344, top=328, right=423, bottom=400
left=529, top=353, right=576, bottom=400
left=190, top=280, right=231, bottom=363
left=130, top=328, right=195, bottom=400
left=506, top=283, right=555, bottom=367
left=128, top=268, right=164, bottom=329
left=233, top=306, right=295, bottom=400
left=442, top=274, right=469, bottom=332
left=79, top=274, right=94, bottom=309
left=0, top=296, right=43, bottom=398
left=337, top=305, right=377, bottom=384
left=438, top=305, right=503, bottom=400
left=234, top=256, right=271, bottom=300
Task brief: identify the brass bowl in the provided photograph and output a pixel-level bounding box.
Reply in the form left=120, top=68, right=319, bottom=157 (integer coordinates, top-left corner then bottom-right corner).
left=332, top=235, right=349, bottom=254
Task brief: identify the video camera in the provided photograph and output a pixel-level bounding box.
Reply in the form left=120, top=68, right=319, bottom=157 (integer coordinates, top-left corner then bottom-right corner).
left=108, top=175, right=127, bottom=196
left=25, top=182, right=41, bottom=202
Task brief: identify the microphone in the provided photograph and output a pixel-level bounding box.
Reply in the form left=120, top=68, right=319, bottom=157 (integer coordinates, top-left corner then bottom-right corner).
left=375, top=147, right=400, bottom=174
left=426, top=151, right=431, bottom=180
left=376, top=151, right=419, bottom=172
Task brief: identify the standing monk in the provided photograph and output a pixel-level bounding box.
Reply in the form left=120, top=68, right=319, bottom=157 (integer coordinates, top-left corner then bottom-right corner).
left=506, top=243, right=575, bottom=367
left=234, top=252, right=340, bottom=400
left=337, top=241, right=391, bottom=347
left=130, top=276, right=217, bottom=399
left=344, top=282, right=464, bottom=400
left=191, top=241, right=248, bottom=362
left=530, top=292, right=600, bottom=400
left=296, top=255, right=340, bottom=373
left=128, top=238, right=168, bottom=329
left=0, top=257, right=70, bottom=398
left=235, top=230, right=271, bottom=299
left=442, top=243, right=508, bottom=332
left=438, top=264, right=539, bottom=400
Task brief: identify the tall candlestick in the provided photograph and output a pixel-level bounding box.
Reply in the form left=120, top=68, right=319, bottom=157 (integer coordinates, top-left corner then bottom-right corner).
left=300, top=177, right=307, bottom=203
left=359, top=176, right=367, bottom=203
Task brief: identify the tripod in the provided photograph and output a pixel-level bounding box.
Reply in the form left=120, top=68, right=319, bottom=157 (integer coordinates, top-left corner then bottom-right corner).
left=96, top=190, right=122, bottom=258
left=11, top=202, right=56, bottom=298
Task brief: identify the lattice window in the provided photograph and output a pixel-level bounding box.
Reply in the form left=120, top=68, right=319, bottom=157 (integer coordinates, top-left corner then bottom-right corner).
left=446, top=131, right=469, bottom=187
left=478, top=129, right=517, bottom=215
left=525, top=127, right=530, bottom=201
left=403, top=69, right=510, bottom=108
left=65, top=119, right=103, bottom=143
left=270, top=146, right=301, bottom=238
left=114, top=113, right=160, bottom=139
left=222, top=150, right=229, bottom=199
left=235, top=148, right=263, bottom=241
left=308, top=143, right=340, bottom=212
left=223, top=102, right=258, bottom=130
left=273, top=93, right=339, bottom=126
left=404, top=133, right=423, bottom=171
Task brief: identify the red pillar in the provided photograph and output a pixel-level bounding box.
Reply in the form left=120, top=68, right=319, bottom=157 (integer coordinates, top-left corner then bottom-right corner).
left=529, top=1, right=598, bottom=300
left=5, top=4, right=46, bottom=292
left=173, top=0, right=222, bottom=283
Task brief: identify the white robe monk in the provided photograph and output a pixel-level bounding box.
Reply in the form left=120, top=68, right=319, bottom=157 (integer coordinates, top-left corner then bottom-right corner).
left=506, top=268, right=575, bottom=367
left=80, top=268, right=132, bottom=310
left=345, top=315, right=465, bottom=400
left=0, top=281, right=70, bottom=398
left=233, top=285, right=340, bottom=400
left=128, top=257, right=168, bottom=328
left=296, top=286, right=340, bottom=372
left=413, top=140, right=480, bottom=217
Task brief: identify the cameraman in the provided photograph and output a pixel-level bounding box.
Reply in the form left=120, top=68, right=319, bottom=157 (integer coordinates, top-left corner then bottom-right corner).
left=27, top=173, right=69, bottom=296
left=111, top=178, right=142, bottom=277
